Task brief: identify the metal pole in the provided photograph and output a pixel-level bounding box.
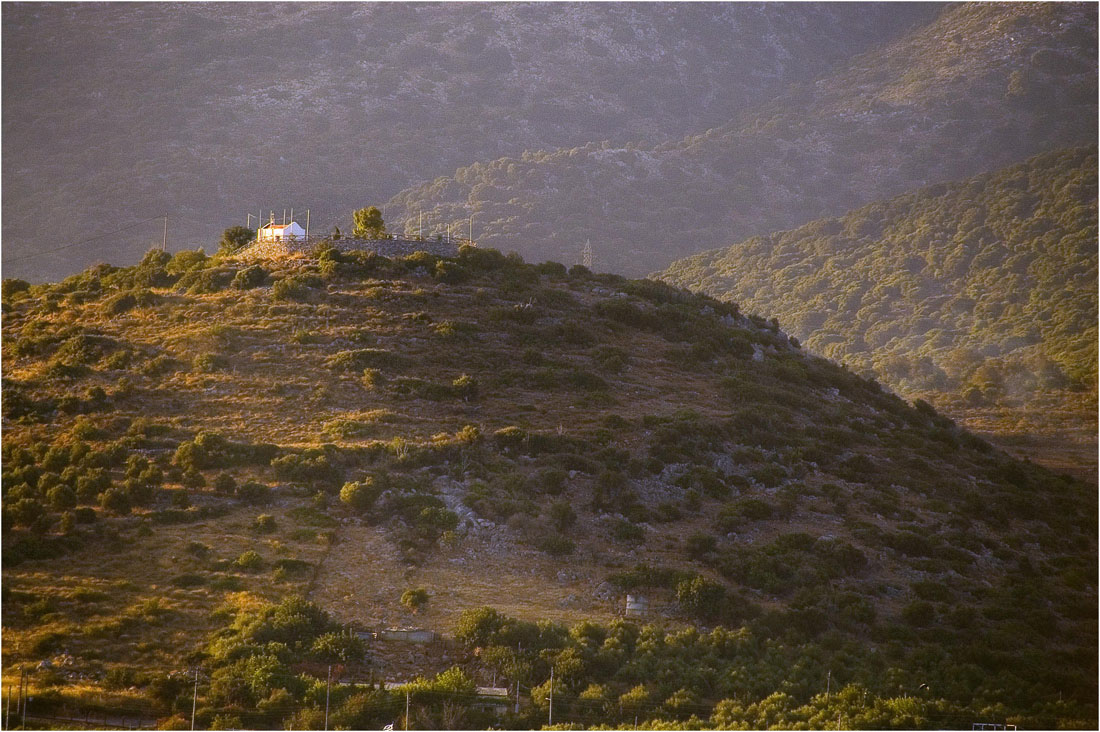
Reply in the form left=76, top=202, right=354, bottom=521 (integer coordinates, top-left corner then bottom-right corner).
left=469, top=214, right=474, bottom=243
left=306, top=209, right=310, bottom=241
left=548, top=666, right=554, bottom=727
left=283, top=209, right=287, bottom=225
left=20, top=672, right=25, bottom=730
left=405, top=690, right=410, bottom=731
left=163, top=214, right=168, bottom=252
left=190, top=668, right=198, bottom=731
left=324, top=665, right=331, bottom=731
left=419, top=209, right=423, bottom=239
left=6, top=684, right=11, bottom=729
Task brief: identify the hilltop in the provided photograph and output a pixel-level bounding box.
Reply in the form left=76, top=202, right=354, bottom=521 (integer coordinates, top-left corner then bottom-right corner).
left=658, top=146, right=1098, bottom=481
left=386, top=3, right=1096, bottom=274
left=1, top=242, right=1095, bottom=728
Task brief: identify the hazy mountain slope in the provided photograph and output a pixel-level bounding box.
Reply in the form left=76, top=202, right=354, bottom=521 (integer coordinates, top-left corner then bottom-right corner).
left=1, top=244, right=1095, bottom=727
left=1, top=2, right=939, bottom=282
left=386, top=2, right=1097, bottom=275
left=658, top=146, right=1098, bottom=478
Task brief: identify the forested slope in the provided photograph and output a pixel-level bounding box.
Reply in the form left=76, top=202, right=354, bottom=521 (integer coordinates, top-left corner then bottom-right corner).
left=659, top=146, right=1097, bottom=474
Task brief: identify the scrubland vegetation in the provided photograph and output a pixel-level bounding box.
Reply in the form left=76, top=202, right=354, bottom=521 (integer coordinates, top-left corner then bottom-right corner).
left=1, top=241, right=1095, bottom=729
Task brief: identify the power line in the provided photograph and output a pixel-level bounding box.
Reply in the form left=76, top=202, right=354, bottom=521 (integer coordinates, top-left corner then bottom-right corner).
left=1, top=215, right=166, bottom=265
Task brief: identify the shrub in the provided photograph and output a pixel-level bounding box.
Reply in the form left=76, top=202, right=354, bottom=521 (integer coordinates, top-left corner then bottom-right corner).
left=611, top=519, right=645, bottom=544
left=252, top=514, right=277, bottom=534
left=232, top=265, right=267, bottom=290
left=685, top=533, right=718, bottom=559
left=272, top=275, right=322, bottom=302
left=452, top=374, right=478, bottom=401
left=236, top=481, right=272, bottom=505
left=901, top=601, right=936, bottom=627
left=325, top=348, right=408, bottom=372
left=401, top=587, right=430, bottom=613
left=46, top=485, right=77, bottom=511
left=234, top=550, right=264, bottom=572
left=535, top=534, right=575, bottom=556
left=540, top=468, right=568, bottom=496
left=98, top=487, right=131, bottom=515
left=339, top=480, right=379, bottom=513
left=193, top=353, right=228, bottom=372
left=166, top=249, right=208, bottom=275
left=548, top=502, right=577, bottom=532
left=212, top=473, right=237, bottom=494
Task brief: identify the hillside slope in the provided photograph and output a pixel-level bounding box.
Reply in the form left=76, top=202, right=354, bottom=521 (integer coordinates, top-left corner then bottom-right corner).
left=386, top=2, right=1097, bottom=275
left=2, top=244, right=1095, bottom=728
left=658, top=146, right=1098, bottom=479
left=1, top=2, right=938, bottom=282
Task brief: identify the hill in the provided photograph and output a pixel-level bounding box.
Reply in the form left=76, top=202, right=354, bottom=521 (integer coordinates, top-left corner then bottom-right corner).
left=1, top=2, right=939, bottom=282
left=1, top=243, right=1095, bottom=728
left=658, top=146, right=1098, bottom=481
left=385, top=2, right=1097, bottom=275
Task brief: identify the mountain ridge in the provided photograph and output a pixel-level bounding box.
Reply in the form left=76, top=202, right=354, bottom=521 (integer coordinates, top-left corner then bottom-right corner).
left=384, top=2, right=1097, bottom=275
left=1, top=2, right=940, bottom=282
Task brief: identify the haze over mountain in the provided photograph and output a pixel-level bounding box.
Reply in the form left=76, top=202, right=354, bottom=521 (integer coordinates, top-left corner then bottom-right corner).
left=2, top=2, right=940, bottom=282
left=387, top=2, right=1097, bottom=274
left=658, top=146, right=1098, bottom=479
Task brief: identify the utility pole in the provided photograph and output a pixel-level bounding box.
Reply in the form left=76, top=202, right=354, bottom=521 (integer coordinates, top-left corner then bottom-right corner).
left=469, top=214, right=474, bottom=243
left=283, top=209, right=287, bottom=225
left=190, top=668, right=198, bottom=731
left=419, top=209, right=423, bottom=239
left=548, top=666, right=554, bottom=727
left=514, top=642, right=523, bottom=714
left=305, top=209, right=310, bottom=240
left=405, top=690, right=410, bottom=731
left=826, top=669, right=831, bottom=699
left=163, top=214, right=168, bottom=252
left=6, top=684, right=11, bottom=729
left=324, top=665, right=331, bottom=731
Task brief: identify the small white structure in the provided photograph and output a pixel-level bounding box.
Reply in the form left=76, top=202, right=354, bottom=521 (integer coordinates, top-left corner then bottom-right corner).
left=625, top=594, right=649, bottom=618
left=257, top=220, right=305, bottom=242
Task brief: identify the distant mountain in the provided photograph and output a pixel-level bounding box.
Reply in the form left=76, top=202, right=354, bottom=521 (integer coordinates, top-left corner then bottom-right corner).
left=386, top=2, right=1097, bottom=274
left=658, top=146, right=1098, bottom=475
left=1, top=2, right=939, bottom=281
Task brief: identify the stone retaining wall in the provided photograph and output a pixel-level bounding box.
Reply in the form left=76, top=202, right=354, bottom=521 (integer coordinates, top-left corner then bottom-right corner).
left=235, top=236, right=465, bottom=261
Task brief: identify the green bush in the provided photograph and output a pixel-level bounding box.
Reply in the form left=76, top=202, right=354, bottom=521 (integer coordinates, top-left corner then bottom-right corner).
left=232, top=265, right=267, bottom=289
left=252, top=514, right=277, bottom=534
left=611, top=519, right=645, bottom=544
left=339, top=480, right=379, bottom=513
left=234, top=550, right=264, bottom=572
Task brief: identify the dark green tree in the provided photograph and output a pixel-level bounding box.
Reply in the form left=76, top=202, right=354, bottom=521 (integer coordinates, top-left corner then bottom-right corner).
left=352, top=207, right=386, bottom=239
left=219, top=226, right=255, bottom=254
